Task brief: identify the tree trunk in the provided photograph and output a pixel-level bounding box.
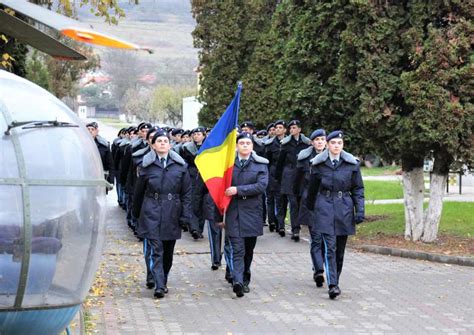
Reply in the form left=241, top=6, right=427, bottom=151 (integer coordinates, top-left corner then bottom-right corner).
left=402, top=168, right=425, bottom=240
left=422, top=172, right=447, bottom=242
left=421, top=149, right=451, bottom=243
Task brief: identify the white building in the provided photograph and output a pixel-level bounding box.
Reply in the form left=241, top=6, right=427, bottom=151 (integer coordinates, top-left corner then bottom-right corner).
left=182, top=96, right=203, bottom=130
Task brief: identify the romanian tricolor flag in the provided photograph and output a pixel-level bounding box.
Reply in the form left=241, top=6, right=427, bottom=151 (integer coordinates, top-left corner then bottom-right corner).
left=195, top=83, right=242, bottom=214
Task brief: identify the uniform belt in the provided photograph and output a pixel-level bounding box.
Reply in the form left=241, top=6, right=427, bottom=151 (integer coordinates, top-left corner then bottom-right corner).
left=146, top=192, right=179, bottom=200
left=236, top=195, right=256, bottom=200
left=319, top=190, right=351, bottom=198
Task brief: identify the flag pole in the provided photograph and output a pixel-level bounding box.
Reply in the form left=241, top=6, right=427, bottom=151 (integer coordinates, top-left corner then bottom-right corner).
left=220, top=207, right=226, bottom=257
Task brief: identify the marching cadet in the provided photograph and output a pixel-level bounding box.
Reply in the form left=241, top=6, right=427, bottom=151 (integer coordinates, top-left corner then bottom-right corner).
left=121, top=123, right=152, bottom=232
left=306, top=131, right=365, bottom=299
left=294, top=129, right=326, bottom=286
left=114, top=127, right=134, bottom=209
left=275, top=120, right=311, bottom=241
left=86, top=121, right=114, bottom=192
left=181, top=130, right=191, bottom=143
left=180, top=127, right=207, bottom=238
left=112, top=128, right=127, bottom=207
left=264, top=120, right=287, bottom=233
left=132, top=126, right=158, bottom=288
left=256, top=130, right=267, bottom=139
left=217, top=132, right=269, bottom=297
left=265, top=122, right=275, bottom=141
left=133, top=130, right=192, bottom=299
left=171, top=128, right=184, bottom=145
left=241, top=121, right=266, bottom=223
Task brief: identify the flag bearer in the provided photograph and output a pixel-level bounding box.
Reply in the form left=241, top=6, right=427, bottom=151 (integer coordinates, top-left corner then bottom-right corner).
left=217, top=132, right=269, bottom=298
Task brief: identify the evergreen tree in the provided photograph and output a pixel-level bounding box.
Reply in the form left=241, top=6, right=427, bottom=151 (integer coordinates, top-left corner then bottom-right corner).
left=337, top=1, right=473, bottom=241
left=191, top=1, right=276, bottom=126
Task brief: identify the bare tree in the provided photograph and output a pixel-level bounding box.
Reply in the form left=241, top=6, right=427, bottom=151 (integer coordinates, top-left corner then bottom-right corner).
left=101, top=49, right=141, bottom=110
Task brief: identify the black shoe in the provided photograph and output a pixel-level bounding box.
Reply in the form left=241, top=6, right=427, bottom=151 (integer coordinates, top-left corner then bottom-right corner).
left=225, top=273, right=233, bottom=284
left=292, top=233, right=300, bottom=242
left=211, top=263, right=220, bottom=270
left=314, top=273, right=324, bottom=288
left=154, top=289, right=165, bottom=299
left=191, top=230, right=200, bottom=240
left=243, top=283, right=250, bottom=293
left=199, top=232, right=204, bottom=239
left=279, top=228, right=286, bottom=237
left=146, top=282, right=155, bottom=289
left=328, top=285, right=341, bottom=299
left=164, top=286, right=168, bottom=294
left=269, top=223, right=275, bottom=232
left=182, top=226, right=189, bottom=232
left=233, top=283, right=244, bottom=298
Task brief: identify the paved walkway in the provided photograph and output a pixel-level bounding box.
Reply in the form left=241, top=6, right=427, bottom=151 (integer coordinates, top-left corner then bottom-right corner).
left=82, top=192, right=474, bottom=334
left=78, top=120, right=474, bottom=334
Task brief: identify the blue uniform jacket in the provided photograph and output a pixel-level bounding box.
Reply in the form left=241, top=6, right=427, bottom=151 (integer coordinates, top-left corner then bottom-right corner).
left=275, top=134, right=311, bottom=195
left=306, top=149, right=365, bottom=236
left=133, top=150, right=193, bottom=240
left=264, top=136, right=283, bottom=192
left=218, top=152, right=269, bottom=238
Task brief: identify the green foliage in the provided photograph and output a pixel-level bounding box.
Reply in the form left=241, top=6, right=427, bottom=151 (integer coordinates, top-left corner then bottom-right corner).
left=361, top=202, right=474, bottom=237
left=150, top=85, right=196, bottom=126
left=79, top=84, right=116, bottom=110
left=340, top=1, right=473, bottom=168
left=191, top=0, right=277, bottom=126
left=25, top=50, right=50, bottom=90
left=45, top=39, right=99, bottom=99
left=192, top=0, right=473, bottom=168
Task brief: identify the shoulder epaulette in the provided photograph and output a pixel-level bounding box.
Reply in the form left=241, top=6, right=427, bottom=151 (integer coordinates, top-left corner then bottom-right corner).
left=251, top=151, right=269, bottom=164
left=310, top=149, right=329, bottom=166
left=169, top=150, right=186, bottom=166
left=297, top=146, right=314, bottom=161
left=341, top=150, right=359, bottom=165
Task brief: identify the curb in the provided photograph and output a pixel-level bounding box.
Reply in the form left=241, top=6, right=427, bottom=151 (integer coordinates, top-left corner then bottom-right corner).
left=353, top=244, right=474, bottom=267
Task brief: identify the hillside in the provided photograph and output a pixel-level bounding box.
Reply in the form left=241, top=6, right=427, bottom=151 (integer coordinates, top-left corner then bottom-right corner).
left=77, top=0, right=199, bottom=85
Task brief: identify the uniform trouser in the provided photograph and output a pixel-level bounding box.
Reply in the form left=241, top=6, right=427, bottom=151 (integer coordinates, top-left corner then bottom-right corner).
left=320, top=234, right=348, bottom=287
left=228, top=236, right=258, bottom=286
left=277, top=194, right=300, bottom=233
left=144, top=239, right=154, bottom=284
left=224, top=236, right=232, bottom=280
left=335, top=235, right=348, bottom=278
left=115, top=176, right=123, bottom=204
left=266, top=190, right=281, bottom=226
left=126, top=192, right=135, bottom=228
left=162, top=240, right=176, bottom=286
left=189, top=212, right=205, bottom=234
left=207, top=220, right=222, bottom=265
left=146, top=238, right=176, bottom=291
left=262, top=193, right=267, bottom=223
left=309, top=226, right=325, bottom=274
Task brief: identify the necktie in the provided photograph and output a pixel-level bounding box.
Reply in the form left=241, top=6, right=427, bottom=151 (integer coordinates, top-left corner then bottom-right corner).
left=332, top=159, right=338, bottom=167
left=160, top=157, right=166, bottom=167
left=240, top=159, right=246, bottom=167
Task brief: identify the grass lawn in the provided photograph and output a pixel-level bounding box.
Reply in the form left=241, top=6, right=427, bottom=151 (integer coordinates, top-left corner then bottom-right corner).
left=364, top=180, right=404, bottom=201
left=359, top=202, right=474, bottom=238
left=361, top=166, right=400, bottom=176
left=96, top=118, right=130, bottom=129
